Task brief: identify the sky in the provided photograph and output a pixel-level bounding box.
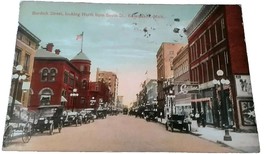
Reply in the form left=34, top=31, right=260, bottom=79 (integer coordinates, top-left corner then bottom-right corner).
left=17, top=1, right=202, bottom=106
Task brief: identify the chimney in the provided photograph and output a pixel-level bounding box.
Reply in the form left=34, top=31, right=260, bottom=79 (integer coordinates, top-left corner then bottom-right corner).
left=46, top=43, right=54, bottom=52
left=55, top=49, right=61, bottom=55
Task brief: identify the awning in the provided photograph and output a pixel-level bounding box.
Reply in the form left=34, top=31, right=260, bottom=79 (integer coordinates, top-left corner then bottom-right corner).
left=61, top=96, right=67, bottom=102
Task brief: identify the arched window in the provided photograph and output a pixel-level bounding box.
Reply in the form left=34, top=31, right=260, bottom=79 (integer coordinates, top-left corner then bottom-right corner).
left=49, top=68, right=57, bottom=81
left=41, top=68, right=49, bottom=81
left=39, top=88, right=54, bottom=105
left=82, top=80, right=87, bottom=89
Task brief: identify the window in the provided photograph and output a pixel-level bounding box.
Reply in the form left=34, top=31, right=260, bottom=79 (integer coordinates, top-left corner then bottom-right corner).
left=82, top=80, right=87, bottom=89
left=205, top=29, right=211, bottom=51
left=69, top=73, right=74, bottom=86
left=221, top=18, right=226, bottom=39
left=64, top=71, right=68, bottom=84
left=40, top=89, right=53, bottom=105
left=216, top=19, right=223, bottom=42
left=80, top=65, right=84, bottom=71
left=41, top=68, right=49, bottom=81
left=81, top=97, right=85, bottom=104
left=24, top=53, right=30, bottom=72
left=49, top=68, right=57, bottom=81
left=14, top=48, right=22, bottom=66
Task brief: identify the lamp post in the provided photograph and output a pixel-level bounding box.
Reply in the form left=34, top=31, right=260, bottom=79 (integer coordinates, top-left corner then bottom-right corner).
left=168, top=89, right=175, bottom=116
left=212, top=69, right=232, bottom=141
left=90, top=97, right=96, bottom=107
left=9, top=65, right=27, bottom=118
left=70, top=88, right=79, bottom=112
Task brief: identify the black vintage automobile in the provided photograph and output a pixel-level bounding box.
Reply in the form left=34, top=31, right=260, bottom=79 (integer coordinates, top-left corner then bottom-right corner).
left=144, top=109, right=158, bottom=122
left=63, top=111, right=83, bottom=126
left=96, top=109, right=107, bottom=119
left=122, top=108, right=128, bottom=115
left=79, top=109, right=95, bottom=124
left=32, top=105, right=64, bottom=135
left=165, top=114, right=191, bottom=133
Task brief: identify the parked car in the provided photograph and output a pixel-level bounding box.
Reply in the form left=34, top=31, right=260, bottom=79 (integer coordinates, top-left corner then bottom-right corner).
left=123, top=108, right=128, bottom=115
left=32, top=105, right=64, bottom=135
left=165, top=114, right=191, bottom=133
left=96, top=109, right=107, bottom=119
left=63, top=111, right=83, bottom=127
left=144, top=109, right=158, bottom=122
left=79, top=109, right=95, bottom=124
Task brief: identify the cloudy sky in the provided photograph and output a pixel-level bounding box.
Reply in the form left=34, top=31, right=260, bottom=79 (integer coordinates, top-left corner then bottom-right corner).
left=18, top=1, right=202, bottom=105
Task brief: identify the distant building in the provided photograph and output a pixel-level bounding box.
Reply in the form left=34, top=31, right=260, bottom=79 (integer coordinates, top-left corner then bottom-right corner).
left=146, top=79, right=157, bottom=105
left=29, top=43, right=91, bottom=111
left=96, top=68, right=118, bottom=106
left=88, top=81, right=111, bottom=109
left=186, top=5, right=255, bottom=131
left=9, top=23, right=40, bottom=108
left=156, top=42, right=185, bottom=116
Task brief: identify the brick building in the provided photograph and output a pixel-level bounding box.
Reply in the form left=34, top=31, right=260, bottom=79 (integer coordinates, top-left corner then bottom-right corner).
left=28, top=43, right=91, bottom=111
left=186, top=5, right=255, bottom=131
left=88, top=81, right=111, bottom=109
left=9, top=23, right=40, bottom=109
left=156, top=42, right=185, bottom=117
left=96, top=68, right=118, bottom=106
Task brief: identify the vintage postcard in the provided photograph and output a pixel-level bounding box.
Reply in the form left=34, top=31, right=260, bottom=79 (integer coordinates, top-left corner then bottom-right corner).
left=1, top=1, right=261, bottom=153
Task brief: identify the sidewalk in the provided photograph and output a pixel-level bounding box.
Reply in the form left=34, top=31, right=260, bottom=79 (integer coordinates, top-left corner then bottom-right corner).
left=157, top=118, right=260, bottom=153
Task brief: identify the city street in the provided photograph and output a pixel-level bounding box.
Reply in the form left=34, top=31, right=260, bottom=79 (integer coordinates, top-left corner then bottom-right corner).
left=3, top=115, right=239, bottom=152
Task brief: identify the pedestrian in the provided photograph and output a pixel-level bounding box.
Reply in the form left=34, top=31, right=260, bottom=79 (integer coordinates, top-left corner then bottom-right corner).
left=195, top=112, right=200, bottom=127
left=201, top=112, right=206, bottom=127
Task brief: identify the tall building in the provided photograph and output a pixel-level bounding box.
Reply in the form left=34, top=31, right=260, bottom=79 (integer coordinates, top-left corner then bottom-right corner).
left=9, top=23, right=41, bottom=108
left=96, top=68, right=118, bottom=106
left=29, top=43, right=91, bottom=111
left=156, top=42, right=185, bottom=116
left=172, top=45, right=193, bottom=106
left=186, top=5, right=255, bottom=131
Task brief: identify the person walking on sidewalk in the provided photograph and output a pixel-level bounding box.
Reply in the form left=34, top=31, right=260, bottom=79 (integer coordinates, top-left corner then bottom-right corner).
left=201, top=112, right=206, bottom=127
left=195, top=112, right=201, bottom=127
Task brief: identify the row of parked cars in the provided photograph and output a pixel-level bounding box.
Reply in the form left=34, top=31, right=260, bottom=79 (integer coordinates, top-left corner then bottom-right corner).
left=31, top=105, right=108, bottom=135
left=128, top=106, right=192, bottom=133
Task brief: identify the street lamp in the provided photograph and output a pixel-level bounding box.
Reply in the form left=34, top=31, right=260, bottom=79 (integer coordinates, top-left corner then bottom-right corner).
left=9, top=65, right=27, bottom=118
left=90, top=97, right=96, bottom=106
left=168, top=89, right=175, bottom=116
left=70, top=88, right=79, bottom=112
left=212, top=69, right=232, bottom=141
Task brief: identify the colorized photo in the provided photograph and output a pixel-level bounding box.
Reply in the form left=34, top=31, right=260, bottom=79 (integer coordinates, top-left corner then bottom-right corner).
left=1, top=1, right=260, bottom=153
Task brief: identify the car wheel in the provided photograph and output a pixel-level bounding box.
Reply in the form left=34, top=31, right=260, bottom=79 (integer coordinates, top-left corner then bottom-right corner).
left=49, top=124, right=54, bottom=135
left=171, top=124, right=174, bottom=132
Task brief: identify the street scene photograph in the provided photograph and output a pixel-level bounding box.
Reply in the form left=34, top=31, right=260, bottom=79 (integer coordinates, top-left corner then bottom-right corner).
left=1, top=1, right=261, bottom=153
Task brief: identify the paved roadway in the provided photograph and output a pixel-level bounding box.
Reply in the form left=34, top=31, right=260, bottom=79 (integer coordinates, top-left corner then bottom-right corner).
left=3, top=115, right=239, bottom=152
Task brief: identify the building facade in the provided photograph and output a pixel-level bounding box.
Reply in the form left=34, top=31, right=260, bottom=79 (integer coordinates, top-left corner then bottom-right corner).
left=96, top=68, right=118, bottom=106
left=156, top=42, right=185, bottom=116
left=10, top=23, right=40, bottom=108
left=88, top=81, right=111, bottom=109
left=28, top=43, right=91, bottom=111
left=186, top=5, right=255, bottom=131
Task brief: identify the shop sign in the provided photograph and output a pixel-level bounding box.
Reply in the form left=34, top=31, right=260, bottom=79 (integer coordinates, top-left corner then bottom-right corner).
left=178, top=84, right=199, bottom=94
